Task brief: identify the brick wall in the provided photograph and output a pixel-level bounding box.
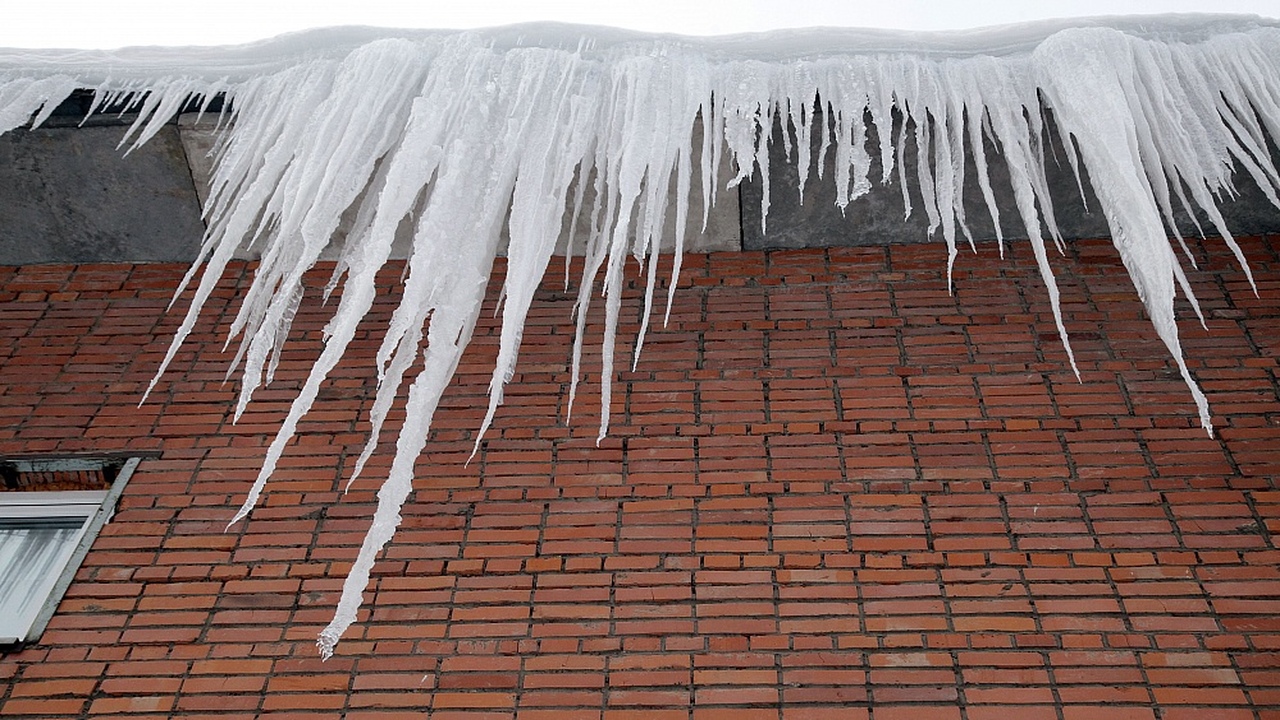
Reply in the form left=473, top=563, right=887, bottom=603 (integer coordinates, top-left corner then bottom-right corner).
left=1, top=235, right=1278, bottom=718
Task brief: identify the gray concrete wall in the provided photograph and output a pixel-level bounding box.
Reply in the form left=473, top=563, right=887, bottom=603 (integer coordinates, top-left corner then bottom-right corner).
left=740, top=109, right=1280, bottom=250
left=3, top=107, right=1278, bottom=266
left=0, top=123, right=206, bottom=265
left=176, top=115, right=743, bottom=262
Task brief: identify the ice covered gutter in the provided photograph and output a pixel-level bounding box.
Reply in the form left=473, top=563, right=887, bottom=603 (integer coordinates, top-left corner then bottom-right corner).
left=2, top=14, right=1279, bottom=656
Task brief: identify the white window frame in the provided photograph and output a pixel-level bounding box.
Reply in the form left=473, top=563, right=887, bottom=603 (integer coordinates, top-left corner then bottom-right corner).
left=0, top=457, right=140, bottom=647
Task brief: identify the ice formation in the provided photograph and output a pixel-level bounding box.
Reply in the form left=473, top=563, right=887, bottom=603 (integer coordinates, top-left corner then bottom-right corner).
left=1, top=14, right=1278, bottom=656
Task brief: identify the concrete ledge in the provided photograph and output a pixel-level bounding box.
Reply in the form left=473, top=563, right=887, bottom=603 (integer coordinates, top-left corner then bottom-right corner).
left=0, top=123, right=206, bottom=265
left=741, top=110, right=1280, bottom=249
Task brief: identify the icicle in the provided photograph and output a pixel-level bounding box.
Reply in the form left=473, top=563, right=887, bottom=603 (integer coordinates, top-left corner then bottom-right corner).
left=1036, top=27, right=1213, bottom=430
left=475, top=48, right=597, bottom=452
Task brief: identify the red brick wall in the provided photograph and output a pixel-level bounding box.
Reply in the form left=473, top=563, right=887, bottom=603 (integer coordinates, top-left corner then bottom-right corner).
left=1, top=236, right=1278, bottom=719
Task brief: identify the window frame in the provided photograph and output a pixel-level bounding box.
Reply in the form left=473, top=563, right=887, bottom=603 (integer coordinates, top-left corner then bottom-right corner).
left=0, top=456, right=141, bottom=647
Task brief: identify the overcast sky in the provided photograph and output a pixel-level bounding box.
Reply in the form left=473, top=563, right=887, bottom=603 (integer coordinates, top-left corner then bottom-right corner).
left=4, top=0, right=1279, bottom=49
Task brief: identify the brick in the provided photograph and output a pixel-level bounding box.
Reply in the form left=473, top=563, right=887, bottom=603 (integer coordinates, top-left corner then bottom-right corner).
left=2, top=240, right=1280, bottom=719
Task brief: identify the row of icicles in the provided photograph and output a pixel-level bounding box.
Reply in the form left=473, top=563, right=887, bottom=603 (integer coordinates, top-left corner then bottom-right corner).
left=0, top=21, right=1277, bottom=655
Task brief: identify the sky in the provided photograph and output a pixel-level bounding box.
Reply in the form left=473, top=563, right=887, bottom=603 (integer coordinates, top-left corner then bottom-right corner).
left=4, top=0, right=1279, bottom=49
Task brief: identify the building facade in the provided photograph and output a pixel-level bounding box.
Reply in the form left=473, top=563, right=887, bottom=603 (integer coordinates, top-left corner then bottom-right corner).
left=1, top=229, right=1278, bottom=717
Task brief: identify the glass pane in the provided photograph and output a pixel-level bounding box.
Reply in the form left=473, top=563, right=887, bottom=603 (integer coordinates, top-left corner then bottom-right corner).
left=0, top=516, right=86, bottom=530
left=0, top=522, right=85, bottom=642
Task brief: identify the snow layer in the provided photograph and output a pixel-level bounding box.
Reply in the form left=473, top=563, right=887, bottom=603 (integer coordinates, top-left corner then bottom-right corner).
left=2, top=15, right=1278, bottom=657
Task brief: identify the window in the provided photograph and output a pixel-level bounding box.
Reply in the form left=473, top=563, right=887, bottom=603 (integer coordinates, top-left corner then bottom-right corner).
left=0, top=457, right=140, bottom=647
